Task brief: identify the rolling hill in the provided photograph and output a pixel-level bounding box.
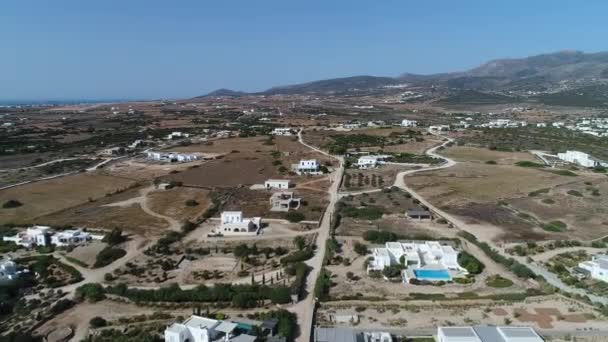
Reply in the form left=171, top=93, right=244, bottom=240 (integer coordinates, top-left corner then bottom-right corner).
left=199, top=50, right=608, bottom=104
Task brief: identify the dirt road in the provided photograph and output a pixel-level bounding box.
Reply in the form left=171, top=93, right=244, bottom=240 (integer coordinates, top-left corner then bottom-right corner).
left=105, top=185, right=182, bottom=231
left=292, top=129, right=344, bottom=342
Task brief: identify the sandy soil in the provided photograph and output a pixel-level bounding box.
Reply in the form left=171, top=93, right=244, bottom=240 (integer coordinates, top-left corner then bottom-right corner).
left=318, top=295, right=605, bottom=332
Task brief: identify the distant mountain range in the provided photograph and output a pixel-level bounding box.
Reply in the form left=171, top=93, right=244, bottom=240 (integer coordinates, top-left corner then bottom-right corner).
left=202, top=50, right=608, bottom=97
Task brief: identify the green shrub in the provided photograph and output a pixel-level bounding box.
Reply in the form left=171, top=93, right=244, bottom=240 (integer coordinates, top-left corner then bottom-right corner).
left=76, top=283, right=106, bottom=302
left=280, top=248, right=314, bottom=265
left=541, top=220, right=567, bottom=232
left=89, top=316, right=108, bottom=328
left=458, top=251, right=485, bottom=274
left=382, top=264, right=404, bottom=278
left=486, top=275, right=514, bottom=288
left=94, top=247, right=127, bottom=268
left=185, top=199, right=199, bottom=207
left=567, top=190, right=583, bottom=197
left=341, top=205, right=384, bottom=220
left=363, top=230, right=398, bottom=244
left=2, top=200, right=23, bottom=209
left=515, top=161, right=545, bottom=168
left=285, top=212, right=305, bottom=223
left=102, top=227, right=125, bottom=245
left=314, top=268, right=332, bottom=301
left=354, top=242, right=369, bottom=255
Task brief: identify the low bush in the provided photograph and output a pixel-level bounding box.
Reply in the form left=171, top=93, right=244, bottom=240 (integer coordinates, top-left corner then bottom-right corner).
left=94, top=247, right=127, bottom=268
left=457, top=251, right=485, bottom=274
left=285, top=212, right=305, bottom=223
left=2, top=200, right=23, bottom=209
left=363, top=230, right=398, bottom=244
left=89, top=316, right=108, bottom=328
left=515, top=161, right=545, bottom=168
left=486, top=275, right=514, bottom=288
left=341, top=205, right=384, bottom=220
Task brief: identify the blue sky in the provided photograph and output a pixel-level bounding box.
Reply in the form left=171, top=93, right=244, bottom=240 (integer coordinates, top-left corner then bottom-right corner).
left=2, top=0, right=608, bottom=100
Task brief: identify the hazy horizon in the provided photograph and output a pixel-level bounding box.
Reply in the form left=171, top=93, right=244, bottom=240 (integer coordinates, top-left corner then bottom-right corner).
left=3, top=0, right=608, bottom=101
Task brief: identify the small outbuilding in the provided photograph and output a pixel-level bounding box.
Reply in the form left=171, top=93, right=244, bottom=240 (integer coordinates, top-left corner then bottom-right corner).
left=406, top=209, right=433, bottom=220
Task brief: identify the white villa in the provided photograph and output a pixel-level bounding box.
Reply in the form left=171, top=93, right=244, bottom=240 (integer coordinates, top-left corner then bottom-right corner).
left=271, top=127, right=294, bottom=136
left=438, top=326, right=543, bottom=342
left=264, top=179, right=290, bottom=190
left=164, top=315, right=256, bottom=342
left=401, top=119, right=418, bottom=127
left=215, top=211, right=262, bottom=236
left=293, top=159, right=322, bottom=175
left=357, top=155, right=390, bottom=169
left=51, top=229, right=92, bottom=247
left=3, top=225, right=52, bottom=247
left=368, top=241, right=468, bottom=283
left=146, top=151, right=200, bottom=163
left=3, top=226, right=98, bottom=248
left=557, top=150, right=607, bottom=168
left=578, top=254, right=608, bottom=282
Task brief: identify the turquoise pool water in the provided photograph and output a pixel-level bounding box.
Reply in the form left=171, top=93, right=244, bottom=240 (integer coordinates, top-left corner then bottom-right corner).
left=414, top=269, right=451, bottom=281
left=236, top=322, right=253, bottom=332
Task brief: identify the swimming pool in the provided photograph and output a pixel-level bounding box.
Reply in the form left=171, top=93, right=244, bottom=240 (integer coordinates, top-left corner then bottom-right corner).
left=414, top=269, right=451, bottom=281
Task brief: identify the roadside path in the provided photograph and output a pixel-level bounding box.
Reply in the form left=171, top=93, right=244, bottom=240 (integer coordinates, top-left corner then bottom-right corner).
left=104, top=185, right=182, bottom=231
left=0, top=157, right=125, bottom=191
left=291, top=129, right=344, bottom=342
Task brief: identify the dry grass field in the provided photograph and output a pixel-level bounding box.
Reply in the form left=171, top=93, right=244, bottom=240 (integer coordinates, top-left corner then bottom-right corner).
left=165, top=136, right=332, bottom=188
left=408, top=146, right=608, bottom=241
left=0, top=173, right=136, bottom=225
left=102, top=158, right=205, bottom=181
left=35, top=186, right=169, bottom=237
left=303, top=127, right=431, bottom=151
left=147, top=187, right=211, bottom=221
left=442, top=146, right=537, bottom=164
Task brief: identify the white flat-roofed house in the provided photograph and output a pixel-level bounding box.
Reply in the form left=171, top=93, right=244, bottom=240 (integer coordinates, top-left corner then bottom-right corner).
left=146, top=151, right=200, bottom=163
left=264, top=179, right=290, bottom=190
left=438, top=326, right=543, bottom=342
left=2, top=225, right=52, bottom=248
left=342, top=123, right=361, bottom=130
left=271, top=127, right=294, bottom=136
left=215, top=211, right=262, bottom=236
left=50, top=229, right=92, bottom=247
left=167, top=131, right=190, bottom=140
left=294, top=159, right=322, bottom=175
left=578, top=254, right=608, bottom=282
left=429, top=125, right=450, bottom=133
left=164, top=315, right=256, bottom=342
left=357, top=155, right=390, bottom=169
left=401, top=119, right=418, bottom=127
left=557, top=150, right=606, bottom=168
left=367, top=241, right=468, bottom=284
